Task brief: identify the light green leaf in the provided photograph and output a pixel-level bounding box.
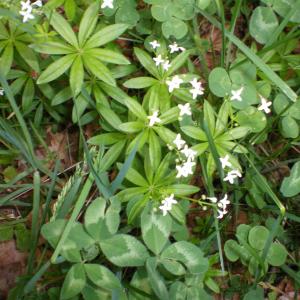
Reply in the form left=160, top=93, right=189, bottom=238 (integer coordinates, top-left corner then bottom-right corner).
left=97, top=104, right=122, bottom=129
left=181, top=126, right=207, bottom=141
left=70, top=56, right=84, bottom=96
left=83, top=54, right=116, bottom=86
left=280, top=116, right=299, bottom=138
left=165, top=50, right=190, bottom=77
left=84, top=24, right=129, bottom=49
left=208, top=67, right=231, bottom=97
left=123, top=77, right=158, bottom=89
left=249, top=6, right=279, bottom=44
left=266, top=243, right=287, bottom=266
left=37, top=54, right=76, bottom=84
left=149, top=130, right=161, bottom=169
left=248, top=226, right=269, bottom=250
left=161, top=241, right=209, bottom=274
left=78, top=2, right=99, bottom=46
left=134, top=47, right=160, bottom=78
left=119, top=121, right=145, bottom=133
left=0, top=43, right=13, bottom=76
left=141, top=210, right=172, bottom=255
left=162, top=18, right=188, bottom=39
left=84, top=264, right=122, bottom=290
left=280, top=161, right=300, bottom=197
left=47, top=10, right=78, bottom=47
left=15, top=41, right=40, bottom=72
left=124, top=97, right=147, bottom=120
left=60, top=264, right=86, bottom=300
left=100, top=234, right=149, bottom=267
left=164, top=184, right=199, bottom=196
left=30, top=41, right=75, bottom=55
left=87, top=48, right=130, bottom=65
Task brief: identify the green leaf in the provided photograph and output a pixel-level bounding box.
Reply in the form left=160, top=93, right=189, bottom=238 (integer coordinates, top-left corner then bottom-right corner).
left=70, top=56, right=84, bottom=96
left=161, top=241, right=209, bottom=274
left=121, top=165, right=149, bottom=187
left=160, top=106, right=179, bottom=124
left=221, top=126, right=249, bottom=140
left=181, top=126, right=207, bottom=141
left=249, top=6, right=279, bottom=44
left=123, top=77, right=158, bottom=89
left=164, top=184, right=200, bottom=196
left=119, top=121, right=144, bottom=133
left=64, top=0, right=76, bottom=21
left=30, top=41, right=75, bottom=55
left=37, top=54, right=76, bottom=84
left=165, top=50, right=190, bottom=77
left=78, top=2, right=99, bottom=46
left=141, top=210, right=172, bottom=255
left=236, top=106, right=267, bottom=133
left=203, top=101, right=216, bottom=135
left=154, top=126, right=177, bottom=144
left=0, top=43, right=13, bottom=76
left=151, top=1, right=173, bottom=21
left=208, top=67, right=231, bottom=97
left=280, top=161, right=300, bottom=197
left=84, top=264, right=122, bottom=290
left=83, top=54, right=116, bottom=86
left=84, top=24, right=129, bottom=49
left=97, top=104, right=122, bottom=129
left=146, top=257, right=169, bottom=300
left=162, top=18, right=188, bottom=39
left=248, top=226, right=269, bottom=250
left=88, top=133, right=125, bottom=145
left=127, top=195, right=149, bottom=224
left=224, top=240, right=241, bottom=262
left=100, top=234, right=149, bottom=267
left=215, top=101, right=230, bottom=135
left=280, top=116, right=299, bottom=138
left=41, top=219, right=66, bottom=248
left=47, top=10, right=78, bottom=47
left=124, top=97, right=147, bottom=120
left=149, top=130, right=161, bottom=169
left=52, top=87, right=72, bottom=106
left=15, top=41, right=40, bottom=72
left=22, top=78, right=34, bottom=111
left=266, top=243, right=287, bottom=266
left=60, top=264, right=86, bottom=300
left=87, top=48, right=130, bottom=65
left=134, top=47, right=160, bottom=78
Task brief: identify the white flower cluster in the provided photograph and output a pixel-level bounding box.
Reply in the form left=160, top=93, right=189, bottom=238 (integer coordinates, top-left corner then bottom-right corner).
left=166, top=76, right=204, bottom=100
left=207, top=194, right=230, bottom=219
left=159, top=194, right=177, bottom=216
left=150, top=41, right=185, bottom=72
left=101, top=0, right=114, bottom=9
left=0, top=88, right=4, bottom=96
left=220, top=154, right=242, bottom=184
left=19, top=0, right=42, bottom=23
left=230, top=87, right=272, bottom=114
left=171, top=134, right=197, bottom=178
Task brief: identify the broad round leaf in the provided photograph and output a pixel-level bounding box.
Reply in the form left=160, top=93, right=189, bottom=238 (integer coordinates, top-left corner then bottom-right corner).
left=60, top=264, right=86, bottom=300
left=162, top=18, right=188, bottom=39
left=280, top=161, right=300, bottom=197
left=249, top=7, right=279, bottom=44
left=208, top=67, right=231, bottom=97
left=280, top=116, right=299, bottom=138
left=236, top=106, right=267, bottom=133
left=266, top=243, right=287, bottom=266
left=248, top=226, right=269, bottom=250
left=224, top=240, right=241, bottom=262
left=100, top=234, right=149, bottom=267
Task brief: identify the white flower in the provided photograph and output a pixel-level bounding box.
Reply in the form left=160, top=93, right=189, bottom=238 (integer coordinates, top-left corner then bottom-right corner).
left=169, top=42, right=185, bottom=53
left=20, top=0, right=31, bottom=10
left=147, top=111, right=161, bottom=127
left=0, top=88, right=4, bottom=96
left=101, top=0, right=114, bottom=9
left=153, top=54, right=164, bottom=66
left=230, top=87, right=244, bottom=102
left=176, top=159, right=195, bottom=178
left=219, top=154, right=232, bottom=169
left=173, top=134, right=186, bottom=150
left=20, top=9, right=34, bottom=22
left=217, top=209, right=228, bottom=219
left=150, top=40, right=160, bottom=49
left=224, top=169, right=242, bottom=184
left=159, top=194, right=177, bottom=216
left=32, top=0, right=43, bottom=7
left=189, top=78, right=204, bottom=99
left=181, top=145, right=196, bottom=161
left=258, top=95, right=272, bottom=114
left=166, top=75, right=183, bottom=92
left=178, top=103, right=192, bottom=117
left=218, top=194, right=230, bottom=210
left=163, top=60, right=171, bottom=71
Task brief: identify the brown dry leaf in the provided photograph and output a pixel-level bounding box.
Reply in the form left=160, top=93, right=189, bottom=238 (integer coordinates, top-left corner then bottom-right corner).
left=0, top=240, right=27, bottom=298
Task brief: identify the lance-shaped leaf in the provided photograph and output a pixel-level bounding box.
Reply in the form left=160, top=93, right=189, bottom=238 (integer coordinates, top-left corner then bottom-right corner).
left=134, top=47, right=160, bottom=78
